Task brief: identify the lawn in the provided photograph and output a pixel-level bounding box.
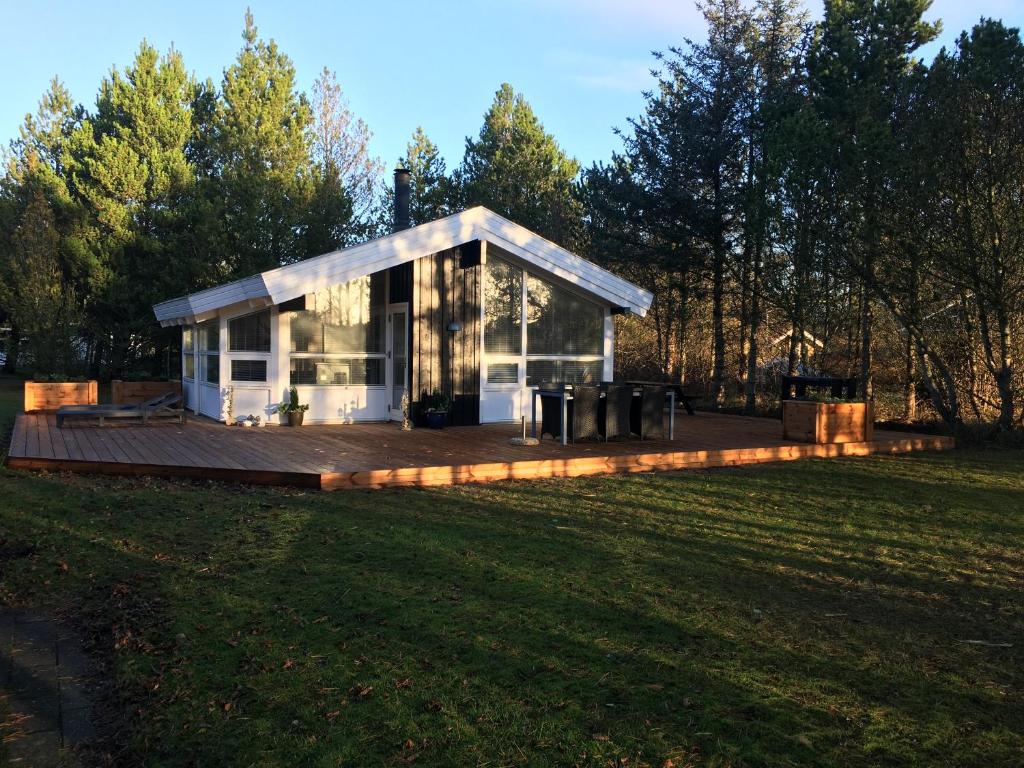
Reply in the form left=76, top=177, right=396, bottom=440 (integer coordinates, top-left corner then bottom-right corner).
left=0, top=374, right=1021, bottom=767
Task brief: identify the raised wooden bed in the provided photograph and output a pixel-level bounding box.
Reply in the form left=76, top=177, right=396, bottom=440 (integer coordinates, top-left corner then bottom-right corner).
left=24, top=380, right=98, bottom=413
left=783, top=400, right=873, bottom=444
left=111, top=379, right=182, bottom=405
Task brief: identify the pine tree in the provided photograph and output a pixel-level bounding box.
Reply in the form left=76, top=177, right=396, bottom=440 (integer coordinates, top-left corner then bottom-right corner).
left=64, top=41, right=200, bottom=374
left=399, top=127, right=452, bottom=226
left=307, top=67, right=382, bottom=249
left=214, top=10, right=314, bottom=272
left=458, top=83, right=583, bottom=248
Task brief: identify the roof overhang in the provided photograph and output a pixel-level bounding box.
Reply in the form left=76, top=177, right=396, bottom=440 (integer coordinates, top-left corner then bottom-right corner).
left=153, top=207, right=654, bottom=326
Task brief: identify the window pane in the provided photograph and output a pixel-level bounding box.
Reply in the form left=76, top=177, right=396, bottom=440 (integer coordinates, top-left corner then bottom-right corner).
left=182, top=326, right=194, bottom=352
left=200, top=321, right=219, bottom=352
left=526, top=359, right=602, bottom=386
left=231, top=359, right=267, bottom=382
left=526, top=274, right=603, bottom=355
left=229, top=310, right=271, bottom=352
left=484, top=257, right=522, bottom=354
left=290, top=273, right=385, bottom=354
left=199, top=354, right=220, bottom=384
left=290, top=357, right=384, bottom=386
left=184, top=355, right=195, bottom=379
left=487, top=362, right=518, bottom=384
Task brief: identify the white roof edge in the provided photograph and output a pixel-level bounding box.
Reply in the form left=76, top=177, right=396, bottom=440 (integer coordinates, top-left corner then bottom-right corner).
left=152, top=207, right=653, bottom=324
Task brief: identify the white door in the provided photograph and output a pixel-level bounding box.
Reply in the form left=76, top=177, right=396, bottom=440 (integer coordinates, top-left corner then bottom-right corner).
left=387, top=304, right=409, bottom=421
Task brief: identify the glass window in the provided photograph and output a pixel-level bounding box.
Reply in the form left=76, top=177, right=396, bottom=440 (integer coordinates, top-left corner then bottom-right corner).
left=526, top=274, right=603, bottom=355
left=184, top=355, right=195, bottom=379
left=484, top=257, right=522, bottom=354
left=290, top=274, right=385, bottom=354
left=231, top=359, right=267, bottom=382
left=182, top=326, right=194, bottom=352
left=203, top=323, right=219, bottom=352
left=487, top=362, right=518, bottom=384
left=229, top=310, right=271, bottom=352
left=526, top=359, right=602, bottom=386
left=290, top=357, right=383, bottom=386
left=199, top=354, right=220, bottom=384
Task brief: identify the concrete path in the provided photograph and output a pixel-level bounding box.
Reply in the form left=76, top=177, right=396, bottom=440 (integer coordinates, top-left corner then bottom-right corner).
left=0, top=611, right=95, bottom=767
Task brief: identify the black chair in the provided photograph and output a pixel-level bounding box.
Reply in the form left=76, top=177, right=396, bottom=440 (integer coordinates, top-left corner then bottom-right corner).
left=539, top=382, right=567, bottom=441
left=631, top=385, right=666, bottom=439
left=570, top=385, right=601, bottom=442
left=601, top=383, right=633, bottom=440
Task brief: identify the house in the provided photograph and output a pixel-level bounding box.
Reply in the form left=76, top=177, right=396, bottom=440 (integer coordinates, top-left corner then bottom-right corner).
left=152, top=170, right=653, bottom=426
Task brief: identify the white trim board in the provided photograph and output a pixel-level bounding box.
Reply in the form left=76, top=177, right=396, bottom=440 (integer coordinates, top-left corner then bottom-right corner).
left=153, top=207, right=653, bottom=326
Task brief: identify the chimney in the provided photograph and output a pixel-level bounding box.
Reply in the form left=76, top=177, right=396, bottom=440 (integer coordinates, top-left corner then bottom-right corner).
left=393, top=168, right=411, bottom=232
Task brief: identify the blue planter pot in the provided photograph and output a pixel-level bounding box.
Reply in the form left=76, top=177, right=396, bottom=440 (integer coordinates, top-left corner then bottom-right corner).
left=425, top=410, right=447, bottom=429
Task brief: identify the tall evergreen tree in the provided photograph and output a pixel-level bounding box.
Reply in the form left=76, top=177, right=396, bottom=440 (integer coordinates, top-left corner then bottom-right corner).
left=458, top=83, right=583, bottom=248
left=64, top=41, right=199, bottom=374
left=214, top=10, right=314, bottom=273
left=809, top=0, right=939, bottom=399
left=398, top=127, right=453, bottom=226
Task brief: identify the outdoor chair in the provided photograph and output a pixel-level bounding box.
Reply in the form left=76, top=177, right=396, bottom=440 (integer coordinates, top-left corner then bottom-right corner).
left=630, top=385, right=666, bottom=440
left=601, top=383, right=633, bottom=440
left=570, top=385, right=602, bottom=442
left=538, top=382, right=568, bottom=441
left=56, top=392, right=185, bottom=428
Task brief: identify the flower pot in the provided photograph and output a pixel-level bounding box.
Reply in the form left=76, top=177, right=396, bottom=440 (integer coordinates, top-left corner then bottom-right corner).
left=287, top=411, right=305, bottom=427
left=425, top=410, right=447, bottom=430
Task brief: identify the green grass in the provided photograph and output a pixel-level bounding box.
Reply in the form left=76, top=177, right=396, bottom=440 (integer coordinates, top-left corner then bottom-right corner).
left=0, top=375, right=1021, bottom=767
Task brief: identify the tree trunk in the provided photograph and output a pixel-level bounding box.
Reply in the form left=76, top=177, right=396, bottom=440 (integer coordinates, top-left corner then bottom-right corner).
left=903, top=331, right=916, bottom=422
left=859, top=279, right=873, bottom=400
left=711, top=236, right=726, bottom=408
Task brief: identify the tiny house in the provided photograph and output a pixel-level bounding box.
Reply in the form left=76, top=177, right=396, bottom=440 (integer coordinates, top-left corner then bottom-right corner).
left=152, top=171, right=653, bottom=426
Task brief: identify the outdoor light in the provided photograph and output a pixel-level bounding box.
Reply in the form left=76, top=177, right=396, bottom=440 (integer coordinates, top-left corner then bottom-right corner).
left=447, top=321, right=462, bottom=332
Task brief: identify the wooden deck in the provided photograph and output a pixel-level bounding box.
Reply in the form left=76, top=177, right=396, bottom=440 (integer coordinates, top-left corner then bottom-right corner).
left=4, top=412, right=954, bottom=490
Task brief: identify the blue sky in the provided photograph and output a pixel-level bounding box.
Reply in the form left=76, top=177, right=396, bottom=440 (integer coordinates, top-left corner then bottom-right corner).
left=1, top=0, right=1021, bottom=170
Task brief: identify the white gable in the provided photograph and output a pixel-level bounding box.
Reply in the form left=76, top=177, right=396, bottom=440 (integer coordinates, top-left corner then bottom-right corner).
left=153, top=206, right=653, bottom=325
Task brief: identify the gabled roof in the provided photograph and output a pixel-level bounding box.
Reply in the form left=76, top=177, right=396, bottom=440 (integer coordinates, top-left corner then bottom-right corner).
left=152, top=206, right=653, bottom=325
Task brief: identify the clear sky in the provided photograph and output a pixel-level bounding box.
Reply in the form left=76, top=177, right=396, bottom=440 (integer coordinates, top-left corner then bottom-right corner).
left=1, top=0, right=1021, bottom=170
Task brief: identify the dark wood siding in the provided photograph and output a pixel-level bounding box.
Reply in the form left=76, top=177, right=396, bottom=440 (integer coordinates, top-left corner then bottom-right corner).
left=388, top=262, right=412, bottom=304
left=411, top=248, right=480, bottom=426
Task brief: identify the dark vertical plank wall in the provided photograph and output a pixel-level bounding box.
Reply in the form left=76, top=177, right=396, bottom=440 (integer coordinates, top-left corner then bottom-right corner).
left=411, top=248, right=481, bottom=426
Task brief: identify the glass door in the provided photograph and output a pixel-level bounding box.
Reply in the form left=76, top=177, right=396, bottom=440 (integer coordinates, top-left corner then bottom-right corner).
left=387, top=304, right=408, bottom=421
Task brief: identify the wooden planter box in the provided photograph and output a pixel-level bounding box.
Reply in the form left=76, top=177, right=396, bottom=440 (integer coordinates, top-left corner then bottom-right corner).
left=111, top=379, right=182, bottom=405
left=24, top=380, right=98, bottom=413
left=783, top=400, right=873, bottom=444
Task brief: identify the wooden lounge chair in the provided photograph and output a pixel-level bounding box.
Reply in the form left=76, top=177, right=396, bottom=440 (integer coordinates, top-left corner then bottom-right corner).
left=56, top=392, right=185, bottom=428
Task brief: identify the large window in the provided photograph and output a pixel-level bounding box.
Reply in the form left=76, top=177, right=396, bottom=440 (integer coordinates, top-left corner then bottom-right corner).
left=482, top=253, right=607, bottom=387
left=289, top=273, right=385, bottom=386
left=484, top=257, right=522, bottom=354
left=229, top=310, right=271, bottom=352
left=526, top=275, right=603, bottom=356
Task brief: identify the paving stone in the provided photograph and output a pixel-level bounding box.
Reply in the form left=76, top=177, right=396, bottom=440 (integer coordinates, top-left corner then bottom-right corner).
left=0, top=691, right=61, bottom=735
left=3, top=727, right=63, bottom=767
left=8, top=662, right=59, bottom=694
left=61, top=705, right=96, bottom=745
left=8, top=643, right=56, bottom=671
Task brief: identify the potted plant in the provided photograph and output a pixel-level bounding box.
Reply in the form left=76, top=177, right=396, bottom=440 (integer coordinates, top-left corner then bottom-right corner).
left=422, top=388, right=451, bottom=429
left=278, top=386, right=310, bottom=426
